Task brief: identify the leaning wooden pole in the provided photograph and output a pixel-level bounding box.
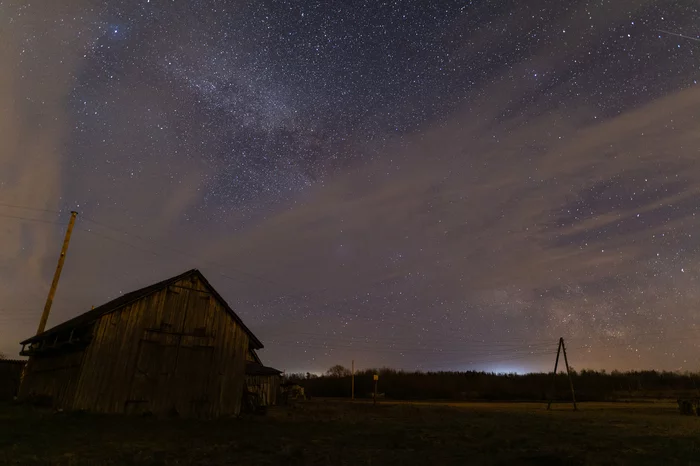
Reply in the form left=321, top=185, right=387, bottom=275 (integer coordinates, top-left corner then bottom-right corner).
left=561, top=338, right=578, bottom=411
left=546, top=338, right=563, bottom=410
left=36, top=211, right=78, bottom=335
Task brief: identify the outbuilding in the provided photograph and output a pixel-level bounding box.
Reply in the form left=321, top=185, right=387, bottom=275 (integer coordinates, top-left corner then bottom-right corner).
left=245, top=349, right=282, bottom=406
left=19, top=269, right=264, bottom=418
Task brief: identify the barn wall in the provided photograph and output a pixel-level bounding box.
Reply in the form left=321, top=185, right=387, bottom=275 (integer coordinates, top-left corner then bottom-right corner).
left=72, top=290, right=167, bottom=413
left=73, top=275, right=249, bottom=417
left=0, top=360, right=26, bottom=401
left=271, top=375, right=280, bottom=405
left=18, top=350, right=86, bottom=409
left=190, top=278, right=249, bottom=417
left=246, top=375, right=280, bottom=406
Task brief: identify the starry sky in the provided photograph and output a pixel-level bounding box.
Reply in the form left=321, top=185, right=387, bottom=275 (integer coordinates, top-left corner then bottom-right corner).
left=1, top=0, right=700, bottom=374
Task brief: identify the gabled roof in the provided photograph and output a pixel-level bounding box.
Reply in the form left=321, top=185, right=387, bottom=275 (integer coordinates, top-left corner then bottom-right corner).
left=20, top=269, right=263, bottom=349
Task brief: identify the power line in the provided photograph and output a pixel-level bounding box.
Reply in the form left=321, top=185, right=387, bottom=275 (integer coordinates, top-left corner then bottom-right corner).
left=0, top=202, right=63, bottom=215
left=0, top=204, right=566, bottom=343
left=268, top=326, right=700, bottom=346
left=261, top=329, right=560, bottom=348
left=80, top=214, right=333, bottom=300
left=6, top=212, right=700, bottom=340
left=266, top=340, right=556, bottom=356
left=256, top=318, right=700, bottom=346
left=80, top=216, right=447, bottom=322
left=0, top=212, right=67, bottom=226
left=261, top=331, right=700, bottom=370
left=5, top=203, right=700, bottom=370
left=269, top=340, right=556, bottom=360
left=568, top=335, right=700, bottom=352
left=76, top=227, right=164, bottom=258
left=265, top=332, right=700, bottom=357
left=80, top=213, right=464, bottom=311
left=0, top=217, right=467, bottom=338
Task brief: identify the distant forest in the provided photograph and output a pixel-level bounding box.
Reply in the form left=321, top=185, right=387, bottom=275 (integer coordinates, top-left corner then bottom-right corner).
left=285, top=366, right=700, bottom=402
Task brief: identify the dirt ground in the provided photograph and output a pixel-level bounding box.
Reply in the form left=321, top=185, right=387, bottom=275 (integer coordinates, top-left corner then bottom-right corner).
left=1, top=399, right=699, bottom=465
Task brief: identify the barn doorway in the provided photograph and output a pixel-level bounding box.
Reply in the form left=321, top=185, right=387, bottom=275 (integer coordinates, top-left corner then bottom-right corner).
left=125, top=284, right=216, bottom=417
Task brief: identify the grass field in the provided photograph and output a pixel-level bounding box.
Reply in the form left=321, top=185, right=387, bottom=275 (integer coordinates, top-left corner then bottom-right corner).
left=1, top=399, right=699, bottom=465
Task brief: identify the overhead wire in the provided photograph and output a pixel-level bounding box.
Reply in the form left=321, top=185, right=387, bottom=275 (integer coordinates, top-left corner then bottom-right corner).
left=79, top=214, right=333, bottom=301
left=265, top=340, right=557, bottom=356
left=0, top=203, right=63, bottom=215
left=68, top=215, right=478, bottom=330
left=268, top=340, right=557, bottom=361
left=0, top=212, right=68, bottom=226
left=4, top=202, right=700, bottom=371
left=1, top=208, right=550, bottom=349
left=260, top=329, right=560, bottom=348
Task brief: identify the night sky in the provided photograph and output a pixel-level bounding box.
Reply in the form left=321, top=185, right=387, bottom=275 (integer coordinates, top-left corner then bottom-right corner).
left=2, top=0, right=700, bottom=373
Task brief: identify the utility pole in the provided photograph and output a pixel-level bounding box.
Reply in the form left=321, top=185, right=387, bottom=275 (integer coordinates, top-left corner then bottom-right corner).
left=373, top=374, right=378, bottom=405
left=561, top=338, right=578, bottom=411
left=36, top=211, right=77, bottom=335
left=351, top=360, right=355, bottom=401
left=547, top=337, right=577, bottom=411
left=546, top=339, right=562, bottom=410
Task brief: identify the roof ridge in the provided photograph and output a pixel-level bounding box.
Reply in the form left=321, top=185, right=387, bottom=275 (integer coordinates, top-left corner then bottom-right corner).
left=20, top=268, right=263, bottom=349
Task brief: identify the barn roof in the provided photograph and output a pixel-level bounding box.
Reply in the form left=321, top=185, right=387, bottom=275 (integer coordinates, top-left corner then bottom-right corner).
left=245, top=362, right=282, bottom=377
left=20, top=269, right=264, bottom=349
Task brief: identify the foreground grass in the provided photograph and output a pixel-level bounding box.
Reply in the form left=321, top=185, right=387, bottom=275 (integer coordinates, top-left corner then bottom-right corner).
left=1, top=400, right=699, bottom=465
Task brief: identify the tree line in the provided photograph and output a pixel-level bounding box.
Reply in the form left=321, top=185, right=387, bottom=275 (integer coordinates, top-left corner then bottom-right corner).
left=284, top=365, right=700, bottom=402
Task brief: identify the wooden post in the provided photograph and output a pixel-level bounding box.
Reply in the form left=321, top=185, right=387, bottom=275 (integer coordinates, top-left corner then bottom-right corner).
left=546, top=338, right=562, bottom=410
left=351, top=360, right=355, bottom=400
left=561, top=338, right=578, bottom=411
left=36, top=211, right=77, bottom=335
left=373, top=374, right=378, bottom=405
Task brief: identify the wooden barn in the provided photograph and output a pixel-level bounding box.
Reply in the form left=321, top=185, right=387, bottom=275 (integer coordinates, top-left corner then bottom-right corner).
left=0, top=359, right=26, bottom=401
left=18, top=269, right=264, bottom=418
left=245, top=349, right=281, bottom=406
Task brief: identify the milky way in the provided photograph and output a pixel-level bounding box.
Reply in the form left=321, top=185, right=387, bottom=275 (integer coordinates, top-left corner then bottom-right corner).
left=1, top=0, right=700, bottom=373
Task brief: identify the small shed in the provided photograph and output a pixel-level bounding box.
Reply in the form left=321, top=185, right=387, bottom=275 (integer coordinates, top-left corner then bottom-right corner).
left=18, top=269, right=264, bottom=418
left=245, top=349, right=281, bottom=406
left=0, top=359, right=26, bottom=401
left=246, top=362, right=282, bottom=406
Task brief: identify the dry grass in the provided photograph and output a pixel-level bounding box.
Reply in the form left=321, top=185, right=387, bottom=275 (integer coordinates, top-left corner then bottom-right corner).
left=1, top=399, right=699, bottom=465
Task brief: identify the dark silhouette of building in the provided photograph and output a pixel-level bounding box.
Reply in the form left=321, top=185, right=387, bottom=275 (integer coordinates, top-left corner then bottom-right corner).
left=19, top=269, right=264, bottom=418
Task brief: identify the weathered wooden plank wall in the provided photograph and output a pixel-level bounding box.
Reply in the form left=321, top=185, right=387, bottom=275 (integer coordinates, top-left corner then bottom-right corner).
left=270, top=375, right=280, bottom=406
left=73, top=274, right=249, bottom=417
left=188, top=276, right=249, bottom=417
left=0, top=360, right=26, bottom=401
left=73, top=290, right=167, bottom=413
left=246, top=375, right=280, bottom=406
left=18, top=350, right=85, bottom=408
